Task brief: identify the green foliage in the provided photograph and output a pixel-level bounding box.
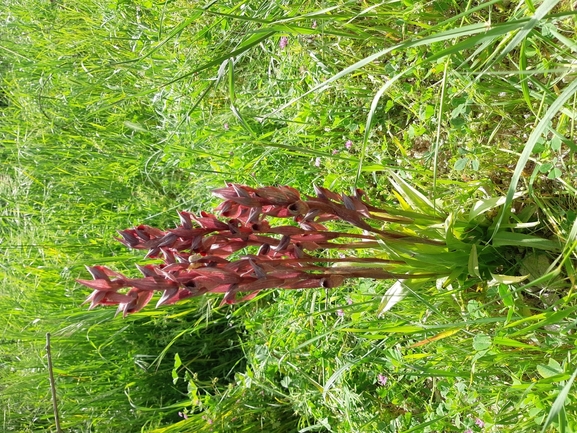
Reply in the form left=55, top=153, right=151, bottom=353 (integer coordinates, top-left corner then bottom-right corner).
left=1, top=0, right=577, bottom=431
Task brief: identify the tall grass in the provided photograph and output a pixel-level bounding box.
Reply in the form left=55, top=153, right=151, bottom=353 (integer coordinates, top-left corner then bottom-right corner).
left=1, top=0, right=576, bottom=431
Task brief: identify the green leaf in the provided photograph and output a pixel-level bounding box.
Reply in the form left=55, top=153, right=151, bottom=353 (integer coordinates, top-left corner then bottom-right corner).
left=472, top=334, right=492, bottom=351
left=188, top=377, right=200, bottom=406
left=468, top=192, right=524, bottom=221
left=377, top=280, right=408, bottom=317
left=341, top=325, right=424, bottom=335
left=548, top=168, right=562, bottom=179
left=519, top=38, right=534, bottom=113
left=492, top=231, right=561, bottom=251
left=537, top=364, right=563, bottom=379
left=171, top=353, right=182, bottom=385
left=541, top=366, right=577, bottom=433
left=388, top=172, right=440, bottom=216
left=497, top=283, right=515, bottom=308
left=422, top=104, right=435, bottom=120
left=454, top=157, right=468, bottom=171
left=323, top=361, right=355, bottom=398
left=539, top=162, right=553, bottom=173
left=468, top=244, right=481, bottom=278
left=493, top=336, right=541, bottom=350
left=550, top=136, right=562, bottom=151
left=451, top=103, right=467, bottom=119
left=280, top=376, right=292, bottom=388
left=123, top=121, right=148, bottom=133
left=491, top=273, right=529, bottom=284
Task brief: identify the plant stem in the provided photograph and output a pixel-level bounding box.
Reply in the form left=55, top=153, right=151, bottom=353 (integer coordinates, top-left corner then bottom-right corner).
left=46, top=333, right=63, bottom=433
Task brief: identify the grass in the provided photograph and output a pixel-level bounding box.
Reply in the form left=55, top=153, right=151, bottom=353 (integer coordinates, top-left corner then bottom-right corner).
left=1, top=0, right=577, bottom=431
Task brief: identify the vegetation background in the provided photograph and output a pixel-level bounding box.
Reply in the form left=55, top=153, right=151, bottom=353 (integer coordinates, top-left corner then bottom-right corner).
left=1, top=0, right=577, bottom=432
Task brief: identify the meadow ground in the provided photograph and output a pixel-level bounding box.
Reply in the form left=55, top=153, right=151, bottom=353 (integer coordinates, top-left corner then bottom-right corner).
left=1, top=0, right=577, bottom=432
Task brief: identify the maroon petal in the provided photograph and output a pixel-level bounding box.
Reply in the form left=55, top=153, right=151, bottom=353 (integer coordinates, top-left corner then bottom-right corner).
left=85, top=265, right=122, bottom=280
left=124, top=276, right=178, bottom=292
left=192, top=212, right=230, bottom=231
left=313, top=185, right=342, bottom=202
left=130, top=290, right=154, bottom=313
left=178, top=211, right=194, bottom=229
left=136, top=264, right=158, bottom=277
left=76, top=278, right=124, bottom=291
left=83, top=290, right=107, bottom=309
left=156, top=287, right=180, bottom=308
left=232, top=184, right=253, bottom=198
left=115, top=230, right=140, bottom=248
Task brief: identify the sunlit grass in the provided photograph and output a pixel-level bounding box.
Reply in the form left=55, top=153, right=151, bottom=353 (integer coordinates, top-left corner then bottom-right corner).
left=1, top=0, right=577, bottom=431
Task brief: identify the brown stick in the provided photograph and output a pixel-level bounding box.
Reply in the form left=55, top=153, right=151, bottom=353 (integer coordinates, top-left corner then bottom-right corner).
left=46, top=333, right=63, bottom=433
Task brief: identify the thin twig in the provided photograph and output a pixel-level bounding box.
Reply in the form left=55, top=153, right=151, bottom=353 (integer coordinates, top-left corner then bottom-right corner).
left=45, top=333, right=63, bottom=433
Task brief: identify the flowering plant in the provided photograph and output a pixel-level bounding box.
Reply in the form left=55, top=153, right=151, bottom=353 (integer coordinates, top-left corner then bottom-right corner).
left=78, top=175, right=559, bottom=316
left=77, top=181, right=449, bottom=316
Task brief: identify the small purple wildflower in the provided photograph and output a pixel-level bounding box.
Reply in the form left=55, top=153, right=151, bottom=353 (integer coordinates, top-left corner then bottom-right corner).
left=347, top=297, right=353, bottom=305
left=279, top=36, right=288, bottom=49
left=377, top=374, right=388, bottom=386
left=223, top=123, right=229, bottom=131
left=312, top=20, right=317, bottom=29
left=336, top=309, right=345, bottom=317
left=345, top=140, right=353, bottom=149
left=475, top=418, right=485, bottom=428
left=178, top=411, right=188, bottom=419
left=314, top=157, right=321, bottom=167
left=464, top=430, right=473, bottom=433
left=332, top=149, right=339, bottom=155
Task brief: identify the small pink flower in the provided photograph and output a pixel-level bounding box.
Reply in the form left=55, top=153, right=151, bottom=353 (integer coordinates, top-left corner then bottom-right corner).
left=475, top=418, right=485, bottom=428
left=312, top=20, right=317, bottom=29
left=314, top=157, right=321, bottom=167
left=336, top=309, right=345, bottom=317
left=223, top=123, right=229, bottom=131
left=279, top=36, right=288, bottom=49
left=464, top=430, right=473, bottom=433
left=178, top=411, right=188, bottom=419
left=345, top=140, right=353, bottom=149
left=332, top=149, right=339, bottom=155
left=347, top=298, right=353, bottom=305
left=377, top=374, right=387, bottom=386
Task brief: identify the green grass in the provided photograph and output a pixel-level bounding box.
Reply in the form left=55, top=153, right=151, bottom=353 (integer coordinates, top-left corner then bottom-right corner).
left=1, top=0, right=577, bottom=431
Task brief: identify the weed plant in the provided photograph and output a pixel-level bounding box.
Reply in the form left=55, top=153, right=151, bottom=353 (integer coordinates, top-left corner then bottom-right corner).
left=1, top=0, right=577, bottom=432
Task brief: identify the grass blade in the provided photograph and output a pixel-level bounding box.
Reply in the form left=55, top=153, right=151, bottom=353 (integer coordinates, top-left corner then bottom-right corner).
left=492, top=77, right=577, bottom=237
left=541, top=366, right=577, bottom=433
left=493, top=0, right=561, bottom=64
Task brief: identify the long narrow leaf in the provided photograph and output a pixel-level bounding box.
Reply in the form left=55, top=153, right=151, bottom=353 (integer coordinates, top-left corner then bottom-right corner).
left=163, top=31, right=275, bottom=87
left=389, top=172, right=440, bottom=216
left=492, top=77, right=577, bottom=237
left=541, top=366, right=577, bottom=433
left=493, top=0, right=561, bottom=64
left=263, top=22, right=496, bottom=119
left=350, top=20, right=535, bottom=183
